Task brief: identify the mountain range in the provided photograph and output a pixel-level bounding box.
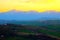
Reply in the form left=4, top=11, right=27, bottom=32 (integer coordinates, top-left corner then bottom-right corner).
left=0, top=11, right=60, bottom=21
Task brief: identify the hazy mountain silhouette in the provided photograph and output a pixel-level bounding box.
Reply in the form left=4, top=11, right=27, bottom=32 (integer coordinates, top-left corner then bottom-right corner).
left=0, top=10, right=60, bottom=21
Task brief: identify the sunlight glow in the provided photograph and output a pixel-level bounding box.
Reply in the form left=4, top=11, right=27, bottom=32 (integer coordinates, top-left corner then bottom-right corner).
left=0, top=0, right=60, bottom=12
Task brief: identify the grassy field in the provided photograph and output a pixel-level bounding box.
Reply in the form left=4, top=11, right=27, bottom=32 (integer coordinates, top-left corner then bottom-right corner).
left=0, top=23, right=60, bottom=40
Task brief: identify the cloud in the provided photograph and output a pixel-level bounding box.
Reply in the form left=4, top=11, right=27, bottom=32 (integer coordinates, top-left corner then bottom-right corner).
left=0, top=0, right=60, bottom=12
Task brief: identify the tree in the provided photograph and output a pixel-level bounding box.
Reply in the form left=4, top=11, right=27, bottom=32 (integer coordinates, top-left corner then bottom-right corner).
left=0, top=24, right=16, bottom=40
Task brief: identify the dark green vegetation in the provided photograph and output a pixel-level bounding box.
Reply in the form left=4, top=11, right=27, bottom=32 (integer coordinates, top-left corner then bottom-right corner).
left=0, top=24, right=60, bottom=40
left=0, top=20, right=60, bottom=40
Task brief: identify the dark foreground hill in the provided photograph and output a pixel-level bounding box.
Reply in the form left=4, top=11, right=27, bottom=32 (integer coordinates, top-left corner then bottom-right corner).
left=0, top=24, right=60, bottom=40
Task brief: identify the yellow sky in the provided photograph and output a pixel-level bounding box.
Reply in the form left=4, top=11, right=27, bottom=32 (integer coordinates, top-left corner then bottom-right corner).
left=0, top=0, right=60, bottom=12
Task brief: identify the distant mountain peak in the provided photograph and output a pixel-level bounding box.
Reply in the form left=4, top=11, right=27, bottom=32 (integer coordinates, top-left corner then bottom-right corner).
left=0, top=10, right=60, bottom=14
left=0, top=10, right=60, bottom=21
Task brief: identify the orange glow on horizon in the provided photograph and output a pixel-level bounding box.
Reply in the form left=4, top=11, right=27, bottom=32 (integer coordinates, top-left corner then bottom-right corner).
left=0, top=0, right=60, bottom=12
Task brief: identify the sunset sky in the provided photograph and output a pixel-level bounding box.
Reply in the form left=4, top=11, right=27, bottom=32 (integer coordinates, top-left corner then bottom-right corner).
left=0, top=0, right=60, bottom=12
left=0, top=0, right=60, bottom=20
